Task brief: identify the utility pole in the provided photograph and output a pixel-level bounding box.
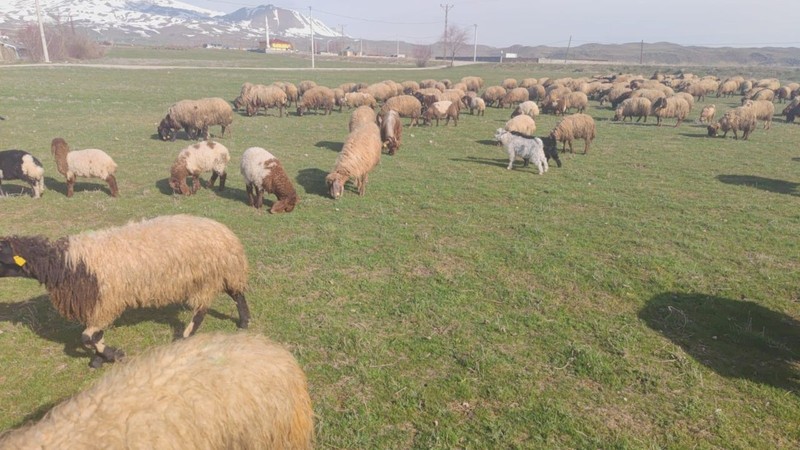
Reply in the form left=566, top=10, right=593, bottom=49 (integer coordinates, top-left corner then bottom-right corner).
left=440, top=4, right=453, bottom=64
left=564, top=35, right=572, bottom=64
left=396, top=39, right=400, bottom=57
left=639, top=40, right=644, bottom=64
left=35, top=0, right=49, bottom=63
left=309, top=6, right=315, bottom=69
left=472, top=24, right=477, bottom=62
left=264, top=14, right=269, bottom=52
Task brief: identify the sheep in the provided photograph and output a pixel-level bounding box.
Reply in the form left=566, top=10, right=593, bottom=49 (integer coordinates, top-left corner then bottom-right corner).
left=707, top=106, right=757, bottom=140
left=296, top=86, right=335, bottom=116
left=493, top=129, right=549, bottom=174
left=232, top=82, right=254, bottom=111
left=0, top=150, right=45, bottom=198
left=401, top=80, right=420, bottom=94
left=349, top=105, right=377, bottom=132
left=526, top=84, right=547, bottom=102
left=169, top=140, right=230, bottom=196
left=742, top=99, right=775, bottom=129
left=511, top=100, right=539, bottom=119
left=326, top=122, right=382, bottom=199
left=501, top=78, right=518, bottom=90
left=651, top=96, right=691, bottom=127
left=161, top=98, right=233, bottom=141
left=775, top=86, right=793, bottom=103
left=741, top=88, right=775, bottom=104
left=466, top=96, right=486, bottom=116
left=612, top=97, right=651, bottom=123
left=0, top=332, right=313, bottom=450
left=553, top=91, right=589, bottom=115
left=422, top=100, right=459, bottom=126
left=441, top=88, right=466, bottom=105
left=297, top=80, right=317, bottom=96
left=379, top=109, right=402, bottom=155
left=699, top=104, right=716, bottom=124
left=333, top=87, right=346, bottom=112
left=273, top=81, right=299, bottom=107
left=548, top=113, right=596, bottom=154
left=504, top=115, right=537, bottom=137
left=50, top=138, right=118, bottom=198
left=672, top=92, right=695, bottom=112
left=361, top=82, right=395, bottom=103
left=244, top=84, right=288, bottom=117
left=782, top=97, right=800, bottom=122
left=481, top=86, right=507, bottom=107
left=460, top=76, right=484, bottom=92
left=498, top=87, right=529, bottom=108
left=379, top=95, right=422, bottom=126
left=344, top=92, right=378, bottom=110
left=0, top=214, right=250, bottom=368
left=239, top=147, right=298, bottom=213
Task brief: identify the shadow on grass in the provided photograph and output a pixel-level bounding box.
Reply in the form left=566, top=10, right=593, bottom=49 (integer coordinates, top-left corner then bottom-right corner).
left=792, top=157, right=800, bottom=162
left=315, top=140, right=343, bottom=152
left=639, top=292, right=800, bottom=394
left=296, top=168, right=330, bottom=198
left=45, top=176, right=115, bottom=198
left=716, top=175, right=799, bottom=196
left=678, top=132, right=713, bottom=139
left=476, top=139, right=500, bottom=146
left=451, top=156, right=508, bottom=169
left=154, top=177, right=248, bottom=202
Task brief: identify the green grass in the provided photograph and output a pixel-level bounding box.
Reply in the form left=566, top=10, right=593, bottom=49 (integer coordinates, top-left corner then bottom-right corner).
left=0, top=52, right=799, bottom=448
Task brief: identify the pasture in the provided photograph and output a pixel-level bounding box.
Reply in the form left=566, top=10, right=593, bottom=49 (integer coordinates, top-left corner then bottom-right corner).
left=0, top=49, right=799, bottom=448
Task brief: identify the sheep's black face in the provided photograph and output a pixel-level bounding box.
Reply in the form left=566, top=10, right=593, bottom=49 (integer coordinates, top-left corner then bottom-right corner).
left=0, top=240, right=26, bottom=278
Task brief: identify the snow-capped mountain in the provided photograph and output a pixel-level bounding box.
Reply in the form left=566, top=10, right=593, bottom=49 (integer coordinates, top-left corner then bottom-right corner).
left=0, top=1, right=342, bottom=45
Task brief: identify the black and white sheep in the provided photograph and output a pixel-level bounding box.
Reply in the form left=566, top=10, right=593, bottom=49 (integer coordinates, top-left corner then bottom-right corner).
left=169, top=140, right=230, bottom=196
left=0, top=214, right=250, bottom=368
left=326, top=122, right=382, bottom=199
left=493, top=129, right=553, bottom=173
left=0, top=332, right=313, bottom=449
left=239, top=147, right=298, bottom=213
left=0, top=150, right=45, bottom=198
left=51, top=138, right=119, bottom=198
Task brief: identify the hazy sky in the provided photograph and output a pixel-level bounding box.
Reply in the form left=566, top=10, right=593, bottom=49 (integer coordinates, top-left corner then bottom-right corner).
left=184, top=0, right=800, bottom=49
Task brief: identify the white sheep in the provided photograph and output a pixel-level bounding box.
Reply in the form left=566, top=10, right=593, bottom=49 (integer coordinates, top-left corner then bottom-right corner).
left=0, top=333, right=313, bottom=449
left=169, top=141, right=230, bottom=196
left=493, top=129, right=549, bottom=174
left=50, top=138, right=118, bottom=197
left=239, top=147, right=298, bottom=213
left=0, top=214, right=250, bottom=367
left=326, top=122, right=382, bottom=199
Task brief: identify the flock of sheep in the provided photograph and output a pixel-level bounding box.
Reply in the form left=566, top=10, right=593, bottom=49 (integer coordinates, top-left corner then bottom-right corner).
left=1, top=68, right=799, bottom=448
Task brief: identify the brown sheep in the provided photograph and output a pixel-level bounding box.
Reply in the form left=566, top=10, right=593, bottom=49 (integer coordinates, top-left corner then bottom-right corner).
left=240, top=147, right=298, bottom=212
left=379, top=109, right=402, bottom=155
left=296, top=86, right=335, bottom=116
left=707, top=106, right=757, bottom=140
left=549, top=113, right=596, bottom=154
left=379, top=95, right=422, bottom=127
left=422, top=100, right=459, bottom=126
left=498, top=87, right=530, bottom=108
left=326, top=122, right=382, bottom=199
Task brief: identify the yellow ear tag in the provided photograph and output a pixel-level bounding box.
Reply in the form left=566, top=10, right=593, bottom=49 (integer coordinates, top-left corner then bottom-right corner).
left=13, top=255, right=26, bottom=267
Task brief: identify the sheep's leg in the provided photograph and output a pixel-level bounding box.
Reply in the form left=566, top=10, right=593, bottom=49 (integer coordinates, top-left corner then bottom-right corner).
left=66, top=175, right=75, bottom=197
left=105, top=174, right=119, bottom=197
left=227, top=288, right=250, bottom=329
left=357, top=174, right=368, bottom=196
left=81, top=327, right=124, bottom=368
left=208, top=171, right=218, bottom=188
left=218, top=172, right=227, bottom=191
left=182, top=307, right=207, bottom=338
left=255, top=189, right=265, bottom=209
left=246, top=183, right=255, bottom=206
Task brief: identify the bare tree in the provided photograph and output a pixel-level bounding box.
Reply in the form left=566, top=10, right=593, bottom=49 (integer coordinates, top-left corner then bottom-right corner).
left=443, top=24, right=470, bottom=66
left=412, top=44, right=432, bottom=68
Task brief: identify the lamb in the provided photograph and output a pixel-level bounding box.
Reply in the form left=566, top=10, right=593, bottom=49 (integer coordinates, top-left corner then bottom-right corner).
left=504, top=115, right=537, bottom=137
left=239, top=147, right=298, bottom=213
left=344, top=92, right=378, bottom=109
left=422, top=100, right=459, bottom=126
left=0, top=214, right=250, bottom=367
left=493, top=129, right=549, bottom=174
left=511, top=100, right=539, bottom=119
left=707, top=106, right=757, bottom=140
left=245, top=84, right=288, bottom=117
left=548, top=113, right=596, bottom=154
left=699, top=104, right=716, bottom=124
left=379, top=95, right=423, bottom=127
left=0, top=332, right=313, bottom=450
left=160, top=97, right=233, bottom=141
left=612, top=97, right=651, bottom=123
left=51, top=138, right=118, bottom=198
left=326, top=122, right=382, bottom=199
left=498, top=87, right=529, bottom=108
left=379, top=109, right=402, bottom=155
left=349, top=105, right=378, bottom=132
left=169, top=140, right=230, bottom=196
left=553, top=91, right=589, bottom=115
left=651, top=96, right=691, bottom=127
left=0, top=150, right=45, bottom=198
left=742, top=99, right=775, bottom=129
left=296, top=86, right=336, bottom=116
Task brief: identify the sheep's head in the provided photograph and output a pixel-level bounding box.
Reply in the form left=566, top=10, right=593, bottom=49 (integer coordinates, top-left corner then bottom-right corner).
left=158, top=118, right=175, bottom=141
left=493, top=128, right=507, bottom=144
left=707, top=123, right=720, bottom=137
left=0, top=239, right=29, bottom=278
left=326, top=173, right=345, bottom=199
left=296, top=106, right=305, bottom=116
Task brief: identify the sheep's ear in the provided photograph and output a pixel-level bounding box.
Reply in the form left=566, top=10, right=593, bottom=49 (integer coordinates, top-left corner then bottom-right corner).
left=0, top=240, right=14, bottom=265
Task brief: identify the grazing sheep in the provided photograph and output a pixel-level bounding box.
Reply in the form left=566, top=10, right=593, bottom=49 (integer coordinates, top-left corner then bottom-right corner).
left=296, top=86, right=336, bottom=116
left=613, top=97, right=651, bottom=123
left=504, top=115, right=537, bottom=137
left=0, top=215, right=250, bottom=367
left=272, top=81, right=299, bottom=107
left=741, top=88, right=775, bottom=104
left=344, top=92, right=378, bottom=110
left=501, top=78, right=518, bottom=90
left=707, top=106, right=757, bottom=140
left=716, top=79, right=740, bottom=98
left=297, top=80, right=317, bottom=96
left=672, top=92, right=695, bottom=112
left=493, top=129, right=549, bottom=174
left=553, top=91, right=589, bottom=115
left=699, top=104, right=716, bottom=124
left=422, top=100, right=459, bottom=126
left=379, top=109, right=402, bottom=155
left=481, top=86, right=507, bottom=107
left=326, top=122, right=382, bottom=199
left=651, top=96, right=691, bottom=127
left=169, top=140, right=230, bottom=196
left=240, top=147, right=298, bottom=213
left=742, top=99, right=775, bottom=129
left=0, top=332, right=313, bottom=450
left=233, top=82, right=254, bottom=111
left=401, top=80, right=420, bottom=94
left=460, top=76, right=484, bottom=92
left=498, top=87, right=529, bottom=108
left=333, top=87, right=346, bottom=112
left=441, top=88, right=466, bottom=105
left=161, top=98, right=234, bottom=141
left=0, top=150, right=45, bottom=198
left=51, top=138, right=118, bottom=198
left=379, top=95, right=423, bottom=127
left=245, top=84, right=288, bottom=117
left=774, top=86, right=793, bottom=103
left=511, top=100, right=539, bottom=119
left=548, top=113, right=596, bottom=154
left=782, top=97, right=800, bottom=122
left=466, top=96, right=486, bottom=116
left=157, top=117, right=178, bottom=141
left=361, top=82, right=396, bottom=103
left=349, top=105, right=378, bottom=132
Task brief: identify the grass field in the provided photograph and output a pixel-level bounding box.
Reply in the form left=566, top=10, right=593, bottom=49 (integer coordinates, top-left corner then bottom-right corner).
left=0, top=49, right=799, bottom=448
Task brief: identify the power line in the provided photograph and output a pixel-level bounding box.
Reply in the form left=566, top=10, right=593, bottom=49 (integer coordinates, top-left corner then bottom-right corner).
left=313, top=9, right=439, bottom=25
